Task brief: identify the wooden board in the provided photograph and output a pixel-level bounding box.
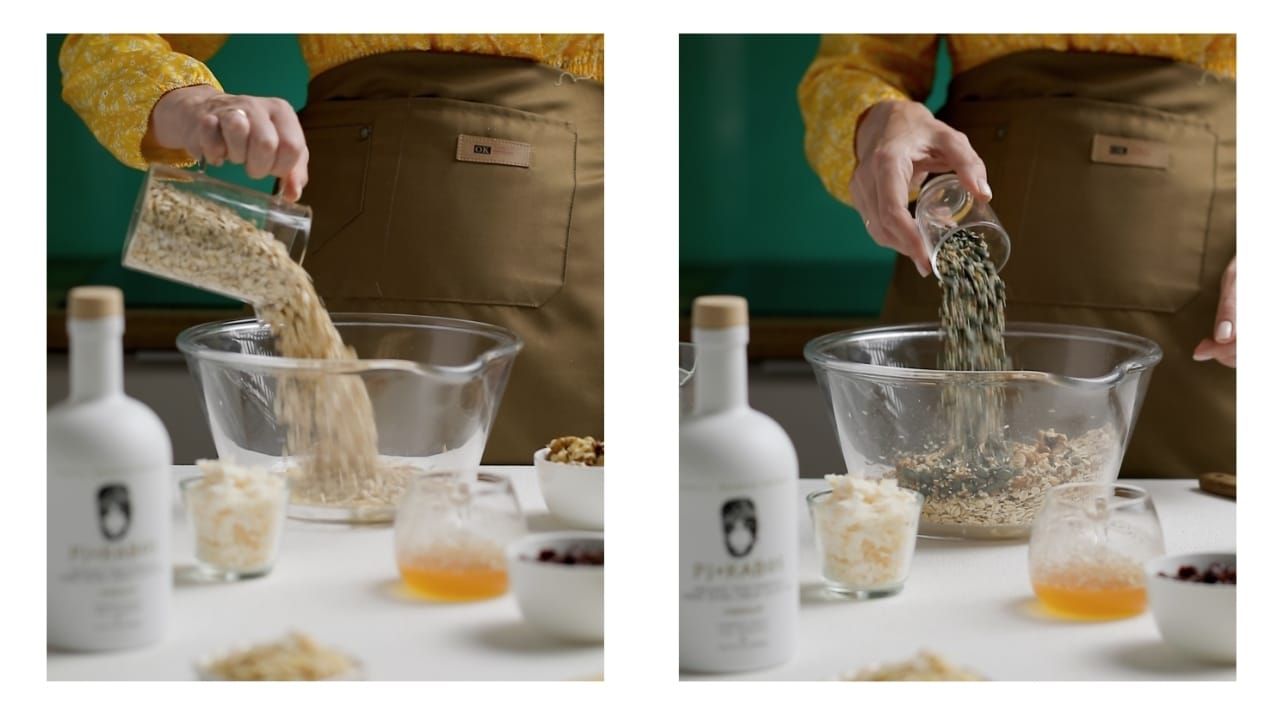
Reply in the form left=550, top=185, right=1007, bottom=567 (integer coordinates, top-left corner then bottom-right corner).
left=1198, top=472, right=1236, bottom=499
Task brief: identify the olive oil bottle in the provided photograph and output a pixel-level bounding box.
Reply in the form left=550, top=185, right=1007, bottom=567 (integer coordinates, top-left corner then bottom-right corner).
left=679, top=296, right=799, bottom=672
left=47, top=287, right=173, bottom=651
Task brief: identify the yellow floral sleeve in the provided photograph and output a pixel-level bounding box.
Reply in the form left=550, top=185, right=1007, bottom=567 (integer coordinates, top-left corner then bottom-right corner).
left=60, top=34, right=229, bottom=170
left=798, top=34, right=940, bottom=209
left=295, top=34, right=603, bottom=82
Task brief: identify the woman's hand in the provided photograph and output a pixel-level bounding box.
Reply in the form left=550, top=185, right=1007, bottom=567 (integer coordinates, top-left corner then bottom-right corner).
left=851, top=100, right=991, bottom=276
left=146, top=84, right=309, bottom=202
left=1193, top=256, right=1237, bottom=368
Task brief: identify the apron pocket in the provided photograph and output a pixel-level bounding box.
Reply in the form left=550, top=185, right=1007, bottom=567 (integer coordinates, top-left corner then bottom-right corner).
left=297, top=121, right=373, bottom=262
left=951, top=96, right=1215, bottom=313
left=377, top=96, right=576, bottom=308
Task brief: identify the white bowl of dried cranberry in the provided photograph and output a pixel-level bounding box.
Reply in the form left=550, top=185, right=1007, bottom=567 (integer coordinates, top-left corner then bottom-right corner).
left=534, top=438, right=604, bottom=530
left=1144, top=551, right=1236, bottom=664
left=506, top=531, right=604, bottom=644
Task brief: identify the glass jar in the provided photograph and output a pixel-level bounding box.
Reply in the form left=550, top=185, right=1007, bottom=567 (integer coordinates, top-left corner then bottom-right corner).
left=181, top=470, right=290, bottom=581
left=1028, top=483, right=1165, bottom=620
left=122, top=164, right=312, bottom=305
left=914, top=173, right=1010, bottom=278
left=807, top=484, right=924, bottom=599
left=393, top=471, right=526, bottom=602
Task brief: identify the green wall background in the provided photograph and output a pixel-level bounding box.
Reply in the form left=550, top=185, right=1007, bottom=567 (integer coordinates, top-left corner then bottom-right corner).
left=47, top=34, right=309, bottom=308
left=679, top=35, right=950, bottom=317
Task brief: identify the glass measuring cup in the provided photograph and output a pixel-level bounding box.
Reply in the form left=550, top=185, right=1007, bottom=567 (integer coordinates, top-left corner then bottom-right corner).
left=1028, top=483, right=1165, bottom=620
left=914, top=173, right=1010, bottom=278
left=122, top=164, right=312, bottom=304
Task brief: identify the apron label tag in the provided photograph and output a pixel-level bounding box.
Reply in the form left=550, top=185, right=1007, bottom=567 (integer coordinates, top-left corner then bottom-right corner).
left=1090, top=134, right=1170, bottom=170
left=456, top=134, right=532, bottom=168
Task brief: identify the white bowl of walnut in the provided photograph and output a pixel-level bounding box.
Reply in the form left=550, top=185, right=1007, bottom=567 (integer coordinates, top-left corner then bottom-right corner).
left=534, top=436, right=604, bottom=530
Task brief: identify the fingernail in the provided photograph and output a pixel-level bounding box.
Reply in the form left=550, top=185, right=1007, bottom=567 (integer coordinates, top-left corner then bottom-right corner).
left=981, top=180, right=993, bottom=200
left=1192, top=351, right=1210, bottom=362
left=916, top=261, right=932, bottom=278
left=1215, top=321, right=1233, bottom=342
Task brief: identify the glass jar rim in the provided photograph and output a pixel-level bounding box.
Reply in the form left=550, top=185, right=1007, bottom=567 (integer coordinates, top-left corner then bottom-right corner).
left=1044, top=481, right=1151, bottom=511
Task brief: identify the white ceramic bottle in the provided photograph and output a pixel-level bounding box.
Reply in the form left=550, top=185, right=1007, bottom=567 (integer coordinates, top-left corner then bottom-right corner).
left=679, top=295, right=799, bottom=673
left=48, top=286, right=173, bottom=651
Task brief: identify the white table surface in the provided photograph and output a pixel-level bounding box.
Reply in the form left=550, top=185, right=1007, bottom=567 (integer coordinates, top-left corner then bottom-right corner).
left=47, top=466, right=603, bottom=681
left=682, top=478, right=1236, bottom=682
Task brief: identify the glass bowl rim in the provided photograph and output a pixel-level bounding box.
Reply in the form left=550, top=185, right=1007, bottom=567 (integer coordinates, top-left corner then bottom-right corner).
left=803, top=321, right=1162, bottom=387
left=176, top=312, right=523, bottom=377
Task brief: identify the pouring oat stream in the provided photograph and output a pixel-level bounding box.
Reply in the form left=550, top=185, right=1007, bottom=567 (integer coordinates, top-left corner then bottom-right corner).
left=125, top=165, right=522, bottom=521
left=125, top=166, right=411, bottom=510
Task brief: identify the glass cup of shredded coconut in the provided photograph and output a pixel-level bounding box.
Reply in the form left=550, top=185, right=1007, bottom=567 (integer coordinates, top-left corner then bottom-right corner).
left=807, top=474, right=925, bottom=599
left=181, top=460, right=290, bottom=580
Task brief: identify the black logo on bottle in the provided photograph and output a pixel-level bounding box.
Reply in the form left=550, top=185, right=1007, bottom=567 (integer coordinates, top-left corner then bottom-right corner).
left=97, top=484, right=132, bottom=541
left=721, top=498, right=757, bottom=558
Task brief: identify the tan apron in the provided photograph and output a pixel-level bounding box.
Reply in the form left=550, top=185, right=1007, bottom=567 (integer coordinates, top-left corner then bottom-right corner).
left=881, top=50, right=1235, bottom=478
left=294, top=51, right=603, bottom=464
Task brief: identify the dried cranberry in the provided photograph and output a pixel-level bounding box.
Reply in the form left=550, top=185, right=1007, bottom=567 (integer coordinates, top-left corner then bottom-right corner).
left=528, top=544, right=604, bottom=566
left=1159, top=562, right=1236, bottom=585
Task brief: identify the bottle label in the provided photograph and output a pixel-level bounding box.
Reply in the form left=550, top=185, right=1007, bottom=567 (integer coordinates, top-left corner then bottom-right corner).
left=47, top=468, right=171, bottom=650
left=680, top=482, right=797, bottom=671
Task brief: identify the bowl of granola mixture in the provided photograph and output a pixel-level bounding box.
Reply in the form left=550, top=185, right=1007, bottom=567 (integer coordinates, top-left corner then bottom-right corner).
left=806, top=322, right=1161, bottom=540
left=534, top=436, right=604, bottom=530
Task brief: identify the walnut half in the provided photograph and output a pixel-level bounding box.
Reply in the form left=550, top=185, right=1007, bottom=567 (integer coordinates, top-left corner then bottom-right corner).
left=547, top=436, right=604, bottom=467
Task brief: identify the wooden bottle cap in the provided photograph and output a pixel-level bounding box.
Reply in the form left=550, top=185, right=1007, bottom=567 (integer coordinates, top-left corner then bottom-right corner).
left=68, top=286, right=124, bottom=319
left=692, top=295, right=748, bottom=329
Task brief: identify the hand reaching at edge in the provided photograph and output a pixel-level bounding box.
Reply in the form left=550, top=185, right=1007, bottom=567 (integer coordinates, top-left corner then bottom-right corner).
left=1193, top=256, right=1236, bottom=368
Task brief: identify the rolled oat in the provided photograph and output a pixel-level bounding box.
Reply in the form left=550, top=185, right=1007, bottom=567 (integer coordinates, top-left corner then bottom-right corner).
left=203, top=631, right=355, bottom=681
left=839, top=650, right=985, bottom=681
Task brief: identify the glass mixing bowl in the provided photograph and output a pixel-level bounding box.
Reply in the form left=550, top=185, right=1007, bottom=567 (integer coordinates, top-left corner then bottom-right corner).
left=177, top=313, right=522, bottom=523
left=804, top=322, right=1161, bottom=540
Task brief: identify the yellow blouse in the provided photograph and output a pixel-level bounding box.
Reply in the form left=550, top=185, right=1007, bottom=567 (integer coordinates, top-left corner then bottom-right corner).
left=60, top=34, right=605, bottom=169
left=798, top=34, right=1236, bottom=208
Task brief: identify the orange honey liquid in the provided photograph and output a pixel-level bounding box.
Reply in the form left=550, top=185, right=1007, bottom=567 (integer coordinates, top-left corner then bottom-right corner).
left=398, top=551, right=508, bottom=602
left=1032, top=562, right=1147, bottom=620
